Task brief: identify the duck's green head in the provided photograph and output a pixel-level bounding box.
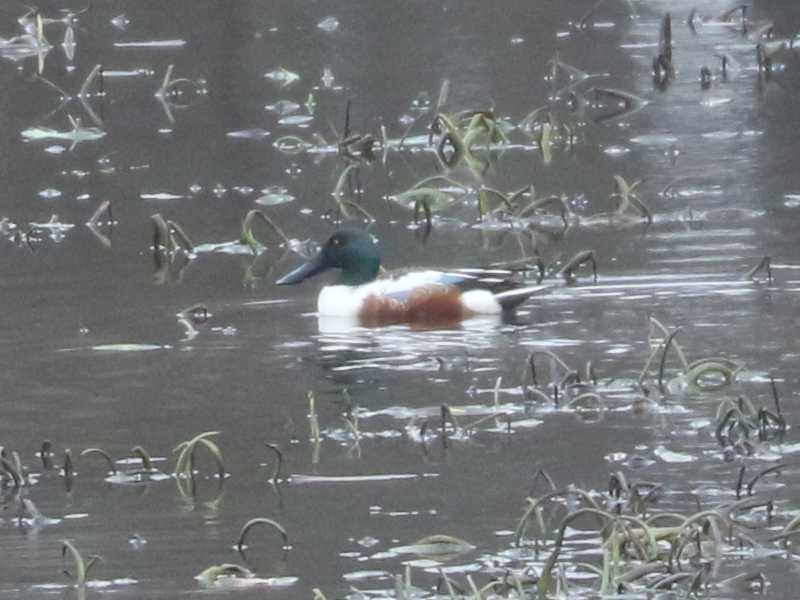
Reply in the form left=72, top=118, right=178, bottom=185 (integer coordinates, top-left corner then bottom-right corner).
left=276, top=230, right=381, bottom=286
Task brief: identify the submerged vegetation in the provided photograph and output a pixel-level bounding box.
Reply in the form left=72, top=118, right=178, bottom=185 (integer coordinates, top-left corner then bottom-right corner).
left=6, top=310, right=794, bottom=596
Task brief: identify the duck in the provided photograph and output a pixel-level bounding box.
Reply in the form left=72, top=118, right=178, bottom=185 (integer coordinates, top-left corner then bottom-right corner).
left=276, top=230, right=550, bottom=326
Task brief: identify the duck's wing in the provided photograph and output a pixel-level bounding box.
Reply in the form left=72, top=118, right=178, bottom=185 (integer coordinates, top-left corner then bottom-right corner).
left=376, top=268, right=522, bottom=302
left=445, top=268, right=523, bottom=293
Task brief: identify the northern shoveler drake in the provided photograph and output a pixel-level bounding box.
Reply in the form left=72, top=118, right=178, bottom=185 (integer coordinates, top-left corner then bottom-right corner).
left=276, top=230, right=550, bottom=326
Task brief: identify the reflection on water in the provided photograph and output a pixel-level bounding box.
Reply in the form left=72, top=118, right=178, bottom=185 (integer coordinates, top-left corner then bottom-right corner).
left=2, top=0, right=800, bottom=597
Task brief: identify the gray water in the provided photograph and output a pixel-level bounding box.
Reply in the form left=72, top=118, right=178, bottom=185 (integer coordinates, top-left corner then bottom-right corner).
left=1, top=1, right=800, bottom=598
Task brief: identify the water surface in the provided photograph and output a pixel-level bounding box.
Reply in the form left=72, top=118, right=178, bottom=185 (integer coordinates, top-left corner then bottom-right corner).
left=1, top=1, right=799, bottom=598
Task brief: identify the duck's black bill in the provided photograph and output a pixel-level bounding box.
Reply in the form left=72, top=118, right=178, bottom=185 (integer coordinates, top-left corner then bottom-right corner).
left=276, top=253, right=328, bottom=285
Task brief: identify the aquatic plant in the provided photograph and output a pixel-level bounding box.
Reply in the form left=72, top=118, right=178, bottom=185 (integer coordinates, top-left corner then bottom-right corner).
left=151, top=213, right=194, bottom=254
left=530, top=110, right=573, bottom=164
left=176, top=303, right=210, bottom=341
left=173, top=431, right=225, bottom=479
left=476, top=185, right=571, bottom=230
left=150, top=214, right=193, bottom=284
left=79, top=447, right=117, bottom=475
left=715, top=393, right=786, bottom=454
left=39, top=440, right=55, bottom=470
left=513, top=469, right=781, bottom=598
left=394, top=174, right=466, bottom=212
left=513, top=191, right=571, bottom=228
left=638, top=317, right=742, bottom=392
left=196, top=563, right=254, bottom=586
left=429, top=109, right=507, bottom=173
left=412, top=192, right=433, bottom=236
left=263, top=443, right=283, bottom=484
left=86, top=199, right=113, bottom=248
left=308, top=392, right=321, bottom=464
left=745, top=256, right=772, bottom=282
left=61, top=539, right=101, bottom=586
left=336, top=100, right=375, bottom=162
left=240, top=209, right=290, bottom=254
left=518, top=54, right=627, bottom=156
left=63, top=448, right=74, bottom=491
left=79, top=444, right=171, bottom=485
left=771, top=512, right=800, bottom=550
left=236, top=517, right=289, bottom=553
left=557, top=249, right=597, bottom=282
left=36, top=63, right=105, bottom=127
left=154, top=64, right=207, bottom=123
left=331, top=164, right=374, bottom=221
left=131, top=445, right=154, bottom=470
left=0, top=447, right=25, bottom=490
left=608, top=175, right=652, bottom=224
left=638, top=318, right=744, bottom=394
left=653, top=13, right=674, bottom=87
left=586, top=87, right=648, bottom=123
left=521, top=349, right=608, bottom=413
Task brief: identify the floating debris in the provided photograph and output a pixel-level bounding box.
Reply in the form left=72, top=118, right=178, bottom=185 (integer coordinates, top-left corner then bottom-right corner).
left=256, top=186, right=295, bottom=206
left=700, top=97, right=733, bottom=108
left=389, top=535, right=475, bottom=560
left=0, top=33, right=51, bottom=67
left=602, top=145, right=630, bottom=156
left=629, top=133, right=678, bottom=146
left=290, top=473, right=420, bottom=484
left=110, top=14, right=130, bottom=30
left=783, top=194, right=800, bottom=208
left=410, top=90, right=431, bottom=111
left=38, top=188, right=62, bottom=199
left=653, top=445, right=695, bottom=463
left=320, top=66, right=336, bottom=89
left=140, top=193, right=184, bottom=201
left=22, top=116, right=106, bottom=151
left=264, top=67, right=300, bottom=87
left=102, top=68, right=153, bottom=78
left=226, top=129, right=271, bottom=139
left=195, top=564, right=297, bottom=589
left=114, top=40, right=187, bottom=48
left=265, top=100, right=300, bottom=115
left=317, top=16, right=340, bottom=32
left=273, top=135, right=309, bottom=154
left=61, top=26, right=75, bottom=61
left=278, top=114, right=313, bottom=126
left=84, top=344, right=171, bottom=353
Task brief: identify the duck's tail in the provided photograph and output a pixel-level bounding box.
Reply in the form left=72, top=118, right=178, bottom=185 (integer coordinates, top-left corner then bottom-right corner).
left=494, top=284, right=554, bottom=311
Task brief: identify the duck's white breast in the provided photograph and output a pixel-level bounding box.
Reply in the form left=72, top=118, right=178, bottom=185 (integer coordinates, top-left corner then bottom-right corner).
left=317, top=285, right=364, bottom=317
left=317, top=273, right=445, bottom=317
